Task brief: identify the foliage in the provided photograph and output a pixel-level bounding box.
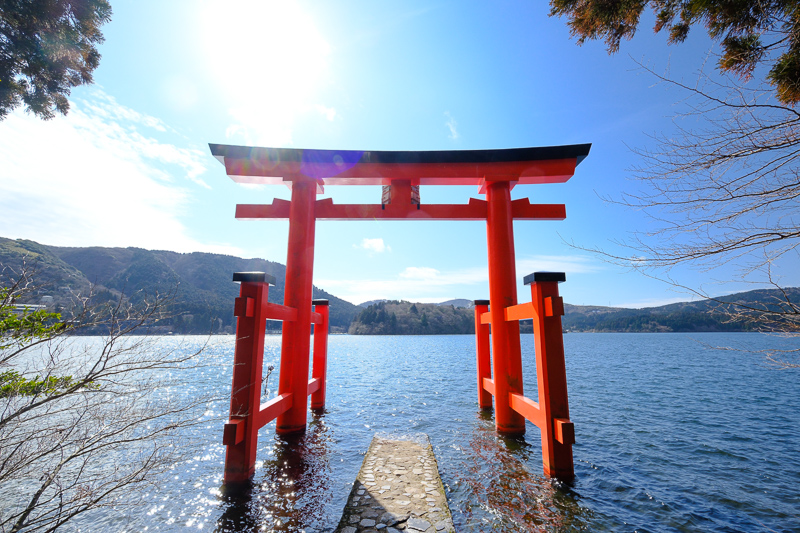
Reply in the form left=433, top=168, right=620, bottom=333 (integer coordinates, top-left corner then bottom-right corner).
left=550, top=0, right=800, bottom=105
left=552, top=2, right=800, bottom=366
left=349, top=300, right=475, bottom=335
left=0, top=265, right=208, bottom=532
left=0, top=292, right=63, bottom=351
left=0, top=0, right=112, bottom=119
left=0, top=369, right=96, bottom=397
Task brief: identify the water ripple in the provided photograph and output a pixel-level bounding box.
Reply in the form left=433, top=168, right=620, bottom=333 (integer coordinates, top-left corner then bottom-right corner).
left=38, top=333, right=800, bottom=532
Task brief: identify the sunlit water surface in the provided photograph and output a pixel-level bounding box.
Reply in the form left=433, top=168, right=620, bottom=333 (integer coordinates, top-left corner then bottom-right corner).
left=62, top=333, right=800, bottom=532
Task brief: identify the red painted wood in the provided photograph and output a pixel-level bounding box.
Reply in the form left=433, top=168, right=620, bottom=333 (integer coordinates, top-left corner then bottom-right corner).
left=504, top=301, right=535, bottom=322
left=224, top=280, right=269, bottom=484
left=482, top=377, right=496, bottom=397
left=263, top=302, right=297, bottom=322
left=307, top=378, right=321, bottom=395
left=530, top=279, right=574, bottom=479
left=474, top=302, right=492, bottom=409
left=486, top=181, right=525, bottom=436
left=554, top=418, right=575, bottom=445
left=276, top=180, right=318, bottom=435
left=224, top=158, right=578, bottom=186
left=310, top=303, right=329, bottom=410
left=216, top=143, right=584, bottom=482
left=510, top=392, right=545, bottom=428
left=222, top=419, right=244, bottom=446
left=235, top=198, right=566, bottom=221
left=255, top=393, right=293, bottom=429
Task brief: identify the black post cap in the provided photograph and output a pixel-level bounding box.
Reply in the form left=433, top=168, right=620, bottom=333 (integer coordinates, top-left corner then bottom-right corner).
left=232, top=272, right=276, bottom=285
left=474, top=299, right=490, bottom=306
left=312, top=299, right=329, bottom=306
left=523, top=272, right=566, bottom=285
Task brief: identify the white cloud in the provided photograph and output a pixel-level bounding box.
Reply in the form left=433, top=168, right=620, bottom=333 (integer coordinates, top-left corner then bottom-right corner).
left=0, top=90, right=240, bottom=256
left=616, top=296, right=693, bottom=309
left=316, top=255, right=601, bottom=304
left=316, top=105, right=337, bottom=121
left=80, top=90, right=171, bottom=132
left=515, top=255, right=602, bottom=276
left=317, top=264, right=485, bottom=304
left=444, top=111, right=459, bottom=140
left=355, top=238, right=391, bottom=254
left=399, top=266, right=439, bottom=280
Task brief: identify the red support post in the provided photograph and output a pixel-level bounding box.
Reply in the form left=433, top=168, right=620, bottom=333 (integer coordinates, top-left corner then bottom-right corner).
left=310, top=299, right=329, bottom=410
left=277, top=179, right=319, bottom=435
left=473, top=299, right=492, bottom=409
left=527, top=271, right=574, bottom=479
left=485, top=180, right=526, bottom=435
left=224, top=271, right=274, bottom=484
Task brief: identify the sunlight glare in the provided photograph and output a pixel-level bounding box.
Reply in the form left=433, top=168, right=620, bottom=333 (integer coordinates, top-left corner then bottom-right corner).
left=201, top=0, right=332, bottom=145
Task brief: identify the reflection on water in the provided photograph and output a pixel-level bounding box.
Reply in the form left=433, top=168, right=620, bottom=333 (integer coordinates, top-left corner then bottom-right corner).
left=36, top=334, right=800, bottom=532
left=216, top=408, right=595, bottom=533
left=216, top=414, right=333, bottom=533
left=452, top=412, right=594, bottom=532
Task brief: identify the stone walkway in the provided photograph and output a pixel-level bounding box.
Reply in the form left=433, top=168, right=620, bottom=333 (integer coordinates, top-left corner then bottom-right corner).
left=334, top=436, right=455, bottom=533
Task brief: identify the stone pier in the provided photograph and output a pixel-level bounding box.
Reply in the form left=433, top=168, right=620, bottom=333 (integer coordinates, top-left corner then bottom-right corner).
left=335, top=436, right=455, bottom=533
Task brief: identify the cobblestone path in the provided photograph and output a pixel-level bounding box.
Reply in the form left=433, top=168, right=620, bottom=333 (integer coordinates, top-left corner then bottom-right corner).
left=334, top=436, right=455, bottom=533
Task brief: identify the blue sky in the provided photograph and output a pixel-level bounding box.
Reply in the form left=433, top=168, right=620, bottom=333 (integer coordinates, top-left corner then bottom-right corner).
left=1, top=0, right=796, bottom=307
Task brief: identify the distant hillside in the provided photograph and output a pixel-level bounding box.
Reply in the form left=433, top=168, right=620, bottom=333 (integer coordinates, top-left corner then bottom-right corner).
left=349, top=289, right=800, bottom=335
left=359, top=298, right=472, bottom=309
left=4, top=236, right=795, bottom=335
left=562, top=288, right=800, bottom=332
left=0, top=237, right=360, bottom=334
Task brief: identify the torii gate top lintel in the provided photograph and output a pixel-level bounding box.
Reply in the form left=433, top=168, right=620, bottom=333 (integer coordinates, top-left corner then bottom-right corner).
left=209, top=143, right=592, bottom=188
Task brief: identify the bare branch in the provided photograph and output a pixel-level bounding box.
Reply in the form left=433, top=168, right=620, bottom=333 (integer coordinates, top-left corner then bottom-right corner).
left=0, top=266, right=214, bottom=532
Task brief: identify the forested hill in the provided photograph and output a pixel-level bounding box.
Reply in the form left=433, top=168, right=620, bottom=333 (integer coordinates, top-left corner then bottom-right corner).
left=562, top=287, right=800, bottom=332
left=0, top=237, right=360, bottom=333
left=348, top=289, right=800, bottom=334
left=4, top=237, right=797, bottom=334
left=348, top=301, right=475, bottom=335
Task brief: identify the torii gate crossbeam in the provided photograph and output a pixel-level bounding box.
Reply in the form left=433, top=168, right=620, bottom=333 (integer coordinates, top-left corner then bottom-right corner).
left=211, top=143, right=591, bottom=484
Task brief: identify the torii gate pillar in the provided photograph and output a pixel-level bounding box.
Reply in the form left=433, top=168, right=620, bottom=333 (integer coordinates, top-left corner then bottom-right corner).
left=485, top=181, right=526, bottom=435
left=276, top=179, right=319, bottom=434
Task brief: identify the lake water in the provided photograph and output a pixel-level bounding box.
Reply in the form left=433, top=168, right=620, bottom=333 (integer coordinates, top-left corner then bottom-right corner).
left=69, top=333, right=800, bottom=532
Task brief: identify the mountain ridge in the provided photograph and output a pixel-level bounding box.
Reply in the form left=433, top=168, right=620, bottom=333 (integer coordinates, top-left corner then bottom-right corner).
left=1, top=237, right=360, bottom=334
left=3, top=237, right=796, bottom=334
left=348, top=289, right=800, bottom=334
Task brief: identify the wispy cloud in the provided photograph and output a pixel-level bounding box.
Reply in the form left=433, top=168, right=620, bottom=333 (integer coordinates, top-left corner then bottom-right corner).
left=316, top=264, right=478, bottom=304
left=515, top=255, right=602, bottom=276
left=0, top=89, right=240, bottom=255
left=355, top=238, right=391, bottom=254
left=316, top=105, right=337, bottom=121
left=399, top=266, right=439, bottom=280
left=616, top=296, right=695, bottom=309
left=444, top=111, right=459, bottom=140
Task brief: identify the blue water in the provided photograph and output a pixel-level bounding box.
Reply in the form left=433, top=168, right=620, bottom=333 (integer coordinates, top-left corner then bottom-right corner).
left=76, top=333, right=800, bottom=532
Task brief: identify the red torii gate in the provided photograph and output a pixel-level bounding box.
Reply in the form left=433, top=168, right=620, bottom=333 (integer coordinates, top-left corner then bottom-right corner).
left=211, top=143, right=591, bottom=484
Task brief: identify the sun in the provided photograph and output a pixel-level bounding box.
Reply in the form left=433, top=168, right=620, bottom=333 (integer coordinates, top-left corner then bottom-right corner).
left=199, top=0, right=332, bottom=145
